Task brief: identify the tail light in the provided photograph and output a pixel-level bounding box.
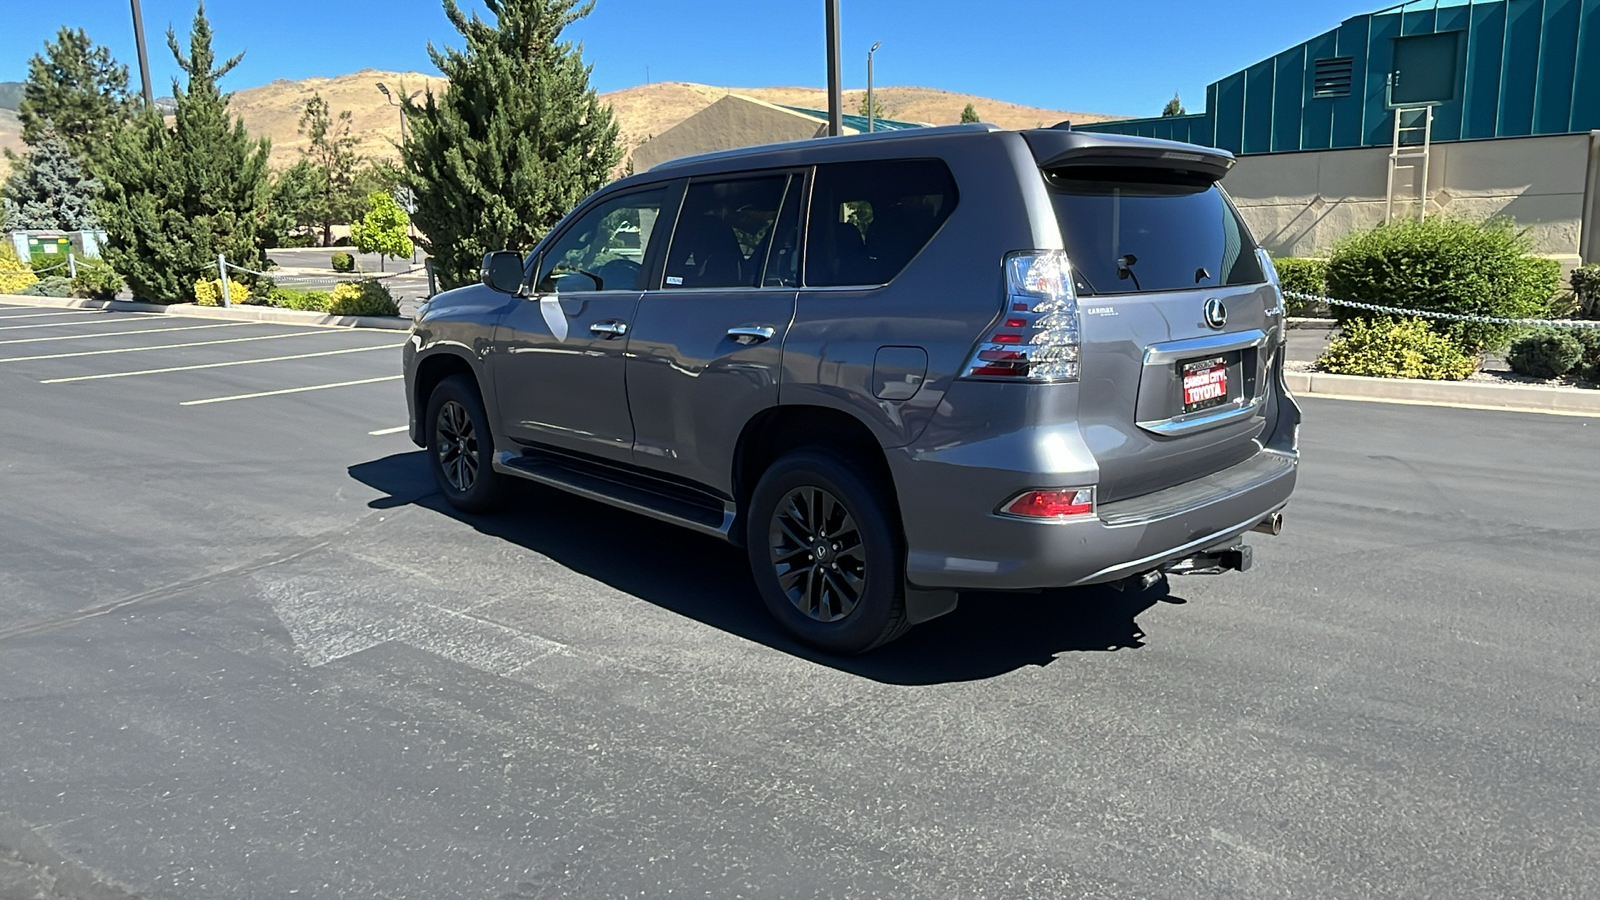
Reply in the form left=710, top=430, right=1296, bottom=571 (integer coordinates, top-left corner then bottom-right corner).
left=960, top=250, right=1081, bottom=382
left=1001, top=488, right=1095, bottom=519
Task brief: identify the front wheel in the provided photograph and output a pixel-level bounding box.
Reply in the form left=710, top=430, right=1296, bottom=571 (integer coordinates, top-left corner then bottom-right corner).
left=745, top=450, right=910, bottom=654
left=424, top=374, right=508, bottom=513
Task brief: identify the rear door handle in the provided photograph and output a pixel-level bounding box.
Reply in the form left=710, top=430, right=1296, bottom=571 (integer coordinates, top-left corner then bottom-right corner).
left=589, top=320, right=628, bottom=338
left=726, top=325, right=776, bottom=345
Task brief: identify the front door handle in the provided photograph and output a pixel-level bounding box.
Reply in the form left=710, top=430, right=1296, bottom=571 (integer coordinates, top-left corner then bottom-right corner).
left=589, top=320, right=628, bottom=338
left=726, top=325, right=776, bottom=345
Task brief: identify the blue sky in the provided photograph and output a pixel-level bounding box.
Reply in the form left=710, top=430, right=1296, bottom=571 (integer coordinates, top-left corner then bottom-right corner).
left=3, top=0, right=1385, bottom=117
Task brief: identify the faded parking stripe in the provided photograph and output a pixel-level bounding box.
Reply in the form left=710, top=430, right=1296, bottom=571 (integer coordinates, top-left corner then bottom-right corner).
left=42, top=343, right=404, bottom=383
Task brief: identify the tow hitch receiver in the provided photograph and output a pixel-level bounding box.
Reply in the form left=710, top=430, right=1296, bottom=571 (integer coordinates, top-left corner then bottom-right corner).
left=1163, top=544, right=1252, bottom=576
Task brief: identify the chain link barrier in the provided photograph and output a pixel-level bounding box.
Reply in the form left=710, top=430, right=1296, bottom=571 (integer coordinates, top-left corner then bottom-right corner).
left=1285, top=289, right=1600, bottom=330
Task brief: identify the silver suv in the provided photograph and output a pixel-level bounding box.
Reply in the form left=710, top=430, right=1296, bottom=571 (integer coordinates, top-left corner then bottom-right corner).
left=403, top=124, right=1300, bottom=654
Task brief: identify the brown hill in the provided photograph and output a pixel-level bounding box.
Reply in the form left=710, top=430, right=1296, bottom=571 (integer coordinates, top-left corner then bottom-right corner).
left=0, top=71, right=1128, bottom=173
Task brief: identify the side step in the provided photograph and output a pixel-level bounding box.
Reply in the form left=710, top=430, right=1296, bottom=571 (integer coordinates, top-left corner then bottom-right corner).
left=495, top=449, right=734, bottom=539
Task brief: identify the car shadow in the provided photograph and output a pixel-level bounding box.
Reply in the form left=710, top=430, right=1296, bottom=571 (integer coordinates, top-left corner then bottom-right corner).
left=349, top=452, right=1183, bottom=686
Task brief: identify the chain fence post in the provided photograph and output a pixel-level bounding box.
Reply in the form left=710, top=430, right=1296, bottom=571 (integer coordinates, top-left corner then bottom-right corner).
left=68, top=255, right=77, bottom=279
left=217, top=254, right=231, bottom=307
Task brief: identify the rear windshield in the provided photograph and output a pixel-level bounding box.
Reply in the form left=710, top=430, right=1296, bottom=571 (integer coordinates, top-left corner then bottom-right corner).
left=1046, top=166, right=1263, bottom=295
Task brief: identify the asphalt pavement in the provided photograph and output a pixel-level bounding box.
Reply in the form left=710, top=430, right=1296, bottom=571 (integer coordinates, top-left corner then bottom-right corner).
left=1, top=301, right=1596, bottom=898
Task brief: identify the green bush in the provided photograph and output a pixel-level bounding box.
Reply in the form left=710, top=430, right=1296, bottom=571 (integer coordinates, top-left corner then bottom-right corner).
left=267, top=286, right=329, bottom=312
left=326, top=279, right=398, bottom=317
left=0, top=245, right=39, bottom=294
left=331, top=251, right=355, bottom=273
left=1570, top=327, right=1600, bottom=382
left=71, top=265, right=124, bottom=300
left=193, top=276, right=252, bottom=307
left=1572, top=263, right=1600, bottom=319
left=1326, top=218, right=1555, bottom=354
left=1318, top=317, right=1479, bottom=380
left=19, top=276, right=73, bottom=297
left=1507, top=328, right=1583, bottom=379
left=1272, top=257, right=1328, bottom=315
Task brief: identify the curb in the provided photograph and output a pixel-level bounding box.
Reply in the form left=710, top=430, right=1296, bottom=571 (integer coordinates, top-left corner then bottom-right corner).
left=1285, top=370, right=1600, bottom=417
left=0, top=294, right=412, bottom=331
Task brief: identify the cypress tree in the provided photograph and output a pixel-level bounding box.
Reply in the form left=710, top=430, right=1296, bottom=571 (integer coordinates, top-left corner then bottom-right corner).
left=403, top=0, right=622, bottom=288
left=959, top=103, right=980, bottom=124
left=95, top=3, right=272, bottom=302
left=2, top=131, right=103, bottom=231
left=18, top=27, right=134, bottom=170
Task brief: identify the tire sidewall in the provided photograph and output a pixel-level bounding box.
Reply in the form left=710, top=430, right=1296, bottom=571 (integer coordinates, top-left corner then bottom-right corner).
left=425, top=375, right=500, bottom=512
left=746, top=450, right=903, bottom=654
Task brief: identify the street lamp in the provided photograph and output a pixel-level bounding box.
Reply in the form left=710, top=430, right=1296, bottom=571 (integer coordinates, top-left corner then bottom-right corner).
left=129, top=0, right=155, bottom=108
left=378, top=82, right=424, bottom=265
left=867, top=41, right=883, bottom=132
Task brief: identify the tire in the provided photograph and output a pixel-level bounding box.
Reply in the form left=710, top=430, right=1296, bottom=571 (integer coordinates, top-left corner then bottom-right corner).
left=745, top=449, right=911, bottom=654
left=424, top=374, right=508, bottom=513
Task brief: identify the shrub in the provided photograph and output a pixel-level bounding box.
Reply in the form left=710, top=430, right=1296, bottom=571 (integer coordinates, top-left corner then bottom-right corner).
left=1272, top=257, right=1328, bottom=315
left=1507, top=328, right=1584, bottom=379
left=331, top=251, right=355, bottom=273
left=71, top=265, right=124, bottom=300
left=1572, top=263, right=1600, bottom=319
left=19, top=276, right=73, bottom=297
left=1570, top=327, right=1600, bottom=381
left=193, top=276, right=252, bottom=307
left=1326, top=218, right=1554, bottom=354
left=267, top=286, right=329, bottom=312
left=1317, top=317, right=1479, bottom=380
left=326, top=279, right=398, bottom=317
left=0, top=244, right=40, bottom=294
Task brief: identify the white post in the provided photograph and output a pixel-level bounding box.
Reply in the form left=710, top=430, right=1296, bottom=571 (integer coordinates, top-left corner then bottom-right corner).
left=217, top=253, right=232, bottom=307
left=68, top=254, right=78, bottom=279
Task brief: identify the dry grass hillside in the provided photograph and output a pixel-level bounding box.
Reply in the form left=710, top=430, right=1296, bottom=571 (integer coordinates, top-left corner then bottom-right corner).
left=0, top=70, right=1127, bottom=172
left=0, top=110, right=24, bottom=176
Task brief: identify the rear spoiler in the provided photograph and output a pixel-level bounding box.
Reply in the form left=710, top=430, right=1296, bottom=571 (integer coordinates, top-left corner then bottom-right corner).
left=1021, top=129, right=1235, bottom=183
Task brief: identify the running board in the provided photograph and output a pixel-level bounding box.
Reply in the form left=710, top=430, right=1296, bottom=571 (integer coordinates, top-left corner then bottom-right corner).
left=493, top=450, right=736, bottom=540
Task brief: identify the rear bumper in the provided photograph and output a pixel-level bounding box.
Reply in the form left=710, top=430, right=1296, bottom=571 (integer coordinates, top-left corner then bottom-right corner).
left=890, top=443, right=1297, bottom=592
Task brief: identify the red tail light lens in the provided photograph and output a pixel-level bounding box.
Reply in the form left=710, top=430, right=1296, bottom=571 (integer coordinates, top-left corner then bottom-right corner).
left=1002, top=488, right=1095, bottom=519
left=960, top=250, right=1081, bottom=383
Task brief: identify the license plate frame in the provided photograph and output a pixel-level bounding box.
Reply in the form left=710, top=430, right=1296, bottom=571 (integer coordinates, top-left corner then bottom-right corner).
left=1181, top=356, right=1230, bottom=414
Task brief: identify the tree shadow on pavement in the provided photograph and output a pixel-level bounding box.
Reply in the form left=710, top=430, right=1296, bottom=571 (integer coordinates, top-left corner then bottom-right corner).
left=349, top=452, right=1179, bottom=686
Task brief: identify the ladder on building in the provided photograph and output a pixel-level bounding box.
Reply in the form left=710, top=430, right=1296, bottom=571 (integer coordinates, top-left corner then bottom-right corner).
left=1386, top=106, right=1434, bottom=222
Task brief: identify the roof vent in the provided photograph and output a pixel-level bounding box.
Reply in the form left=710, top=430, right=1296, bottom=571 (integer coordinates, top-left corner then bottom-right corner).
left=1313, top=57, right=1354, bottom=98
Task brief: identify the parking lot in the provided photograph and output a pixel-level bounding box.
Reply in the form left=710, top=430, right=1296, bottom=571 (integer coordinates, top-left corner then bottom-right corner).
left=1, top=299, right=1598, bottom=898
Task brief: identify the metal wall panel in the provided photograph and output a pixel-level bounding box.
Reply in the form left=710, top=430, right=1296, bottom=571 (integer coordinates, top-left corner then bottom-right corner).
left=1273, top=46, right=1308, bottom=151
left=1535, top=0, right=1583, bottom=133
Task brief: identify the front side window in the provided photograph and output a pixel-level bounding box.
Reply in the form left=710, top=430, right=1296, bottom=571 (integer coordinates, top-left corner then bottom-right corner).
left=536, top=187, right=667, bottom=294
left=1047, top=166, right=1263, bottom=295
left=804, top=159, right=958, bottom=287
left=663, top=175, right=789, bottom=289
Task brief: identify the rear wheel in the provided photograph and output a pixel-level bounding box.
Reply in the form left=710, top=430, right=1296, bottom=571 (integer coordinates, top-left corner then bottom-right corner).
left=425, top=374, right=507, bottom=513
left=746, top=450, right=910, bottom=654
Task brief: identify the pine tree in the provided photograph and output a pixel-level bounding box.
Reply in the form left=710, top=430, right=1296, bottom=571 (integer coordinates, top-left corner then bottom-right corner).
left=959, top=103, right=980, bottom=124
left=95, top=3, right=272, bottom=303
left=2, top=132, right=103, bottom=231
left=403, top=0, right=622, bottom=288
left=1162, top=93, right=1186, bottom=117
left=298, top=93, right=362, bottom=246
left=18, top=27, right=134, bottom=169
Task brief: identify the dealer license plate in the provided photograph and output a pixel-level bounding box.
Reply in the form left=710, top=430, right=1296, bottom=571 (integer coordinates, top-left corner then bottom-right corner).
left=1182, top=357, right=1229, bottom=413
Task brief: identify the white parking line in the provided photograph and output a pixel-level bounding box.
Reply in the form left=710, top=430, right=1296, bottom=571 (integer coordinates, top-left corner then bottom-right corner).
left=41, top=343, right=404, bottom=384
left=0, top=329, right=335, bottom=363
left=0, top=315, right=163, bottom=332
left=0, top=310, right=110, bottom=321
left=181, top=375, right=403, bottom=406
left=368, top=425, right=410, bottom=435
left=0, top=322, right=253, bottom=346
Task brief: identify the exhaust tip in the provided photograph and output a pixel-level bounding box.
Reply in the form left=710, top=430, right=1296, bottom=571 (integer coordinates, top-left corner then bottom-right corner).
left=1251, top=512, right=1284, bottom=536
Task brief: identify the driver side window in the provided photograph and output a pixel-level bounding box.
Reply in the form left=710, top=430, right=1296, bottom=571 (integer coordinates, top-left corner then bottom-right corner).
left=536, top=187, right=668, bottom=294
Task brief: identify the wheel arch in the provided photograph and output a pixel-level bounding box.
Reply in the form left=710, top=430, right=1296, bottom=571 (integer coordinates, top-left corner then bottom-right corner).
left=412, top=351, right=482, bottom=446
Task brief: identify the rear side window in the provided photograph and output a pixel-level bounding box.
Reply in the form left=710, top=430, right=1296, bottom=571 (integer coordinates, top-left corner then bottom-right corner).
left=1047, top=166, right=1263, bottom=295
left=664, top=175, right=789, bottom=289
left=804, top=159, right=957, bottom=287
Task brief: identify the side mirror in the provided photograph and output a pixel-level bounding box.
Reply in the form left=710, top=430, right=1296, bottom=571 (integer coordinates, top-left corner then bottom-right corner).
left=480, top=251, right=526, bottom=294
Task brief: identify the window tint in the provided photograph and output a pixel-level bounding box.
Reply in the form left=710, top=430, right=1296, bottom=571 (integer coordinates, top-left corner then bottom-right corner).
left=664, top=175, right=788, bottom=289
left=804, top=159, right=957, bottom=287
left=763, top=177, right=804, bottom=288
left=1047, top=166, right=1264, bottom=295
left=536, top=187, right=667, bottom=294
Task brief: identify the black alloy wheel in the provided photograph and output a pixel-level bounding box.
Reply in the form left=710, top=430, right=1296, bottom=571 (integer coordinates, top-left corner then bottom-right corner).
left=435, top=399, right=479, bottom=493
left=425, top=374, right=507, bottom=513
left=769, top=486, right=867, bottom=623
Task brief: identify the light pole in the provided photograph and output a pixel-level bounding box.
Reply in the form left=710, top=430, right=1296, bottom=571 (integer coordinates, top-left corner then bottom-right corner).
left=867, top=41, right=883, bottom=132
left=377, top=82, right=423, bottom=265
left=824, top=0, right=842, bottom=137
left=129, top=0, right=155, bottom=108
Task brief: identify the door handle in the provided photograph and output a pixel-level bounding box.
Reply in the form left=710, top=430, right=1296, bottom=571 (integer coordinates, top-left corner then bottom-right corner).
left=726, top=325, right=776, bottom=345
left=589, top=320, right=628, bottom=338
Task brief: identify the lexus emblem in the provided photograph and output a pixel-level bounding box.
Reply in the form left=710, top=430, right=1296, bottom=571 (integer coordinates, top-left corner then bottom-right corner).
left=1203, top=298, right=1228, bottom=330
